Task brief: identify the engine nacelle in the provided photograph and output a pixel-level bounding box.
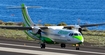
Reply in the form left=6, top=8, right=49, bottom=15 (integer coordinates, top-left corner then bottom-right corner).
left=31, top=26, right=41, bottom=34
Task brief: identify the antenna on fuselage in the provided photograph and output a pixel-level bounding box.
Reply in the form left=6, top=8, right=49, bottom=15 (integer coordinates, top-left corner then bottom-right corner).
left=77, top=18, right=81, bottom=25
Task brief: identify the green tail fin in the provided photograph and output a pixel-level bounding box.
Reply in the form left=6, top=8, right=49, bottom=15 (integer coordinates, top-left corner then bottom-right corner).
left=21, top=4, right=34, bottom=27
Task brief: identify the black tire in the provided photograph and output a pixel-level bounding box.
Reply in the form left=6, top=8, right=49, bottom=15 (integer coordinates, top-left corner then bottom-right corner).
left=76, top=47, right=79, bottom=50
left=40, top=43, right=46, bottom=48
left=61, top=43, right=66, bottom=48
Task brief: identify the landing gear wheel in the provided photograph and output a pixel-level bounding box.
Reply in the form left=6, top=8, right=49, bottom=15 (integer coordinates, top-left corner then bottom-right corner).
left=61, top=43, right=66, bottom=48
left=75, top=44, right=80, bottom=50
left=40, top=43, right=46, bottom=48
left=76, top=47, right=79, bottom=50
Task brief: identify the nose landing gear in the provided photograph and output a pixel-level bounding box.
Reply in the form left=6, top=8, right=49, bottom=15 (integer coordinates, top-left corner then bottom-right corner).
left=76, top=44, right=80, bottom=50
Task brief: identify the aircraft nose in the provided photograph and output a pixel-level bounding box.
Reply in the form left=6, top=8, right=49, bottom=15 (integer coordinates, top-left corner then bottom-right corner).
left=78, top=39, right=84, bottom=44
left=73, top=35, right=84, bottom=43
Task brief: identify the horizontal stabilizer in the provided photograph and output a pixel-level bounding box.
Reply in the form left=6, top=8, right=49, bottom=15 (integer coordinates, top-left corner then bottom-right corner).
left=7, top=6, right=41, bottom=9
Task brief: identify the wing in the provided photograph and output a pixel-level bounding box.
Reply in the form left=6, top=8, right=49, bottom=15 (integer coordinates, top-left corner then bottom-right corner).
left=0, top=26, right=49, bottom=30
left=80, top=23, right=105, bottom=27
left=64, top=23, right=105, bottom=28
left=0, top=23, right=105, bottom=30
left=0, top=26, right=32, bottom=30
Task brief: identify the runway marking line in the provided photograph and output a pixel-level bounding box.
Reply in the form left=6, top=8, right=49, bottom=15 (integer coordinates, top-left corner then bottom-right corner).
left=0, top=43, right=105, bottom=55
left=0, top=47, right=76, bottom=55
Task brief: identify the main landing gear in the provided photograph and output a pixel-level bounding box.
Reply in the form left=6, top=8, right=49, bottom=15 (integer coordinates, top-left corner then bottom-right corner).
left=36, top=29, right=46, bottom=49
left=60, top=43, right=66, bottom=48
left=40, top=43, right=46, bottom=48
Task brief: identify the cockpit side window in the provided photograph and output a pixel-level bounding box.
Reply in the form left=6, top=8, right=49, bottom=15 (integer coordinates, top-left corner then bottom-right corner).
left=69, top=33, right=73, bottom=36
left=78, top=33, right=81, bottom=35
left=74, top=33, right=78, bottom=36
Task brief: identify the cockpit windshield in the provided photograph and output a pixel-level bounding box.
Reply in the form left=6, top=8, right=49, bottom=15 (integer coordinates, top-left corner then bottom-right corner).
left=73, top=33, right=78, bottom=36
left=69, top=33, right=81, bottom=36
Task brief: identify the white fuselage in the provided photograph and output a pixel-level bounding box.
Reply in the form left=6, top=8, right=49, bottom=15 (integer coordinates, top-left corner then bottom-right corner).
left=42, top=28, right=84, bottom=44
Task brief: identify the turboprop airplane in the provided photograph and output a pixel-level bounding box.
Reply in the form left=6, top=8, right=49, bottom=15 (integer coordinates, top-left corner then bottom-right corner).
left=0, top=4, right=105, bottom=50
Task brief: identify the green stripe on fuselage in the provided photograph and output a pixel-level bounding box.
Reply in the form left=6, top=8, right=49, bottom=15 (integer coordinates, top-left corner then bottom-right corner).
left=73, top=35, right=83, bottom=41
left=30, top=32, right=54, bottom=44
left=73, top=35, right=83, bottom=44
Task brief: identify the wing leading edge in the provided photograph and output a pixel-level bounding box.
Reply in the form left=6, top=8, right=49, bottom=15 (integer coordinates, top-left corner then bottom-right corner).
left=64, top=23, right=105, bottom=28
left=0, top=26, right=32, bottom=30
left=80, top=23, right=105, bottom=27
left=0, top=26, right=49, bottom=30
